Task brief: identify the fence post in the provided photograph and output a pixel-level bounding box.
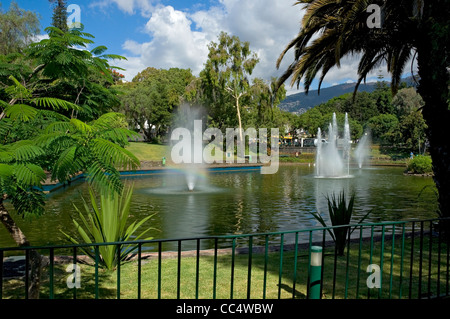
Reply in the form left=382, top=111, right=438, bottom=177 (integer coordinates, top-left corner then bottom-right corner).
left=310, top=246, right=323, bottom=299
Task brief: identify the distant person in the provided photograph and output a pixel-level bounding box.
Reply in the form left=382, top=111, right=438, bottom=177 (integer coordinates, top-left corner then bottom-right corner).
left=410, top=152, right=414, bottom=159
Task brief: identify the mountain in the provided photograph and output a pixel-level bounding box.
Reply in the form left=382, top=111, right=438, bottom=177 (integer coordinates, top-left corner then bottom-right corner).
left=279, top=77, right=417, bottom=114
left=279, top=82, right=378, bottom=114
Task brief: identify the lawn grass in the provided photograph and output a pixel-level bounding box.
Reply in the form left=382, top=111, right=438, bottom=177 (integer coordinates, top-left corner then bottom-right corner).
left=2, top=233, right=448, bottom=300
left=124, top=142, right=412, bottom=167
left=125, top=141, right=266, bottom=165
left=125, top=142, right=169, bottom=162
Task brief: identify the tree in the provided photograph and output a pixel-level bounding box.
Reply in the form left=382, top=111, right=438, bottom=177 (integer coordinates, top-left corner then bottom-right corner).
left=0, top=27, right=138, bottom=298
left=0, top=76, right=139, bottom=298
left=277, top=0, right=450, bottom=218
left=397, top=109, right=428, bottom=152
left=117, top=67, right=195, bottom=142
left=247, top=77, right=287, bottom=129
left=390, top=87, right=427, bottom=151
left=372, top=84, right=394, bottom=115
left=297, top=107, right=324, bottom=136
left=24, top=26, right=127, bottom=121
left=0, top=1, right=40, bottom=55
left=200, top=32, right=259, bottom=141
left=49, top=0, right=68, bottom=32
left=367, top=113, right=399, bottom=144
left=392, top=87, right=425, bottom=119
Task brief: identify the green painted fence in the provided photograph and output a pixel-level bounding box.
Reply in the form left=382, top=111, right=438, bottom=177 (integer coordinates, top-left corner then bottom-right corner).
left=0, top=218, right=449, bottom=299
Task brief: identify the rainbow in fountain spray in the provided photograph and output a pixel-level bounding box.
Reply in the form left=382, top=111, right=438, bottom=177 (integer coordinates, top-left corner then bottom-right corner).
left=169, top=104, right=208, bottom=192
left=315, top=113, right=353, bottom=178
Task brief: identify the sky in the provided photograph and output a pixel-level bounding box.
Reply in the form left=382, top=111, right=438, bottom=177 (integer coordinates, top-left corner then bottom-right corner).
left=2, top=0, right=411, bottom=95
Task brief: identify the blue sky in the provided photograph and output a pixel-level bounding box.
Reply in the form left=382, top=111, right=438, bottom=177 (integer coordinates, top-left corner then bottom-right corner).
left=3, top=0, right=408, bottom=95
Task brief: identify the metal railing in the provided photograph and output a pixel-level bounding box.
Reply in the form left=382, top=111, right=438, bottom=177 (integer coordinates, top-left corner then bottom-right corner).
left=0, top=218, right=449, bottom=299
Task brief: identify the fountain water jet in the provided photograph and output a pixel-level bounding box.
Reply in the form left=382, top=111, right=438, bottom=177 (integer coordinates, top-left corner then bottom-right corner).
left=354, top=130, right=372, bottom=169
left=170, top=104, right=208, bottom=192
left=315, top=113, right=353, bottom=178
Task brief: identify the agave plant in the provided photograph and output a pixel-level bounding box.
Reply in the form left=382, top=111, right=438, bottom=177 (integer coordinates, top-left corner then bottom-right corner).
left=62, top=185, right=156, bottom=270
left=311, top=190, right=371, bottom=256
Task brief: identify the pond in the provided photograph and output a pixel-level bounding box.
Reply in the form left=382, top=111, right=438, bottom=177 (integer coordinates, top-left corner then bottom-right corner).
left=0, top=165, right=438, bottom=249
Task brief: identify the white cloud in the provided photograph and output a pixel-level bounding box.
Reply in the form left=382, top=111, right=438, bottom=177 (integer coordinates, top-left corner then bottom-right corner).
left=32, top=34, right=50, bottom=43
left=110, top=0, right=303, bottom=84
left=117, top=5, right=210, bottom=77
left=106, top=0, right=415, bottom=92
left=189, top=0, right=302, bottom=81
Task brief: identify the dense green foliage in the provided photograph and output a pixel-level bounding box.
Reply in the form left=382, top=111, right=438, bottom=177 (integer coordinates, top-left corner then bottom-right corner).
left=115, top=67, right=195, bottom=142
left=407, top=155, right=433, bottom=174
left=0, top=6, right=143, bottom=296
left=0, top=24, right=139, bottom=241
left=115, top=32, right=289, bottom=142
left=0, top=1, right=40, bottom=55
left=49, top=0, right=68, bottom=32
left=296, top=84, right=427, bottom=152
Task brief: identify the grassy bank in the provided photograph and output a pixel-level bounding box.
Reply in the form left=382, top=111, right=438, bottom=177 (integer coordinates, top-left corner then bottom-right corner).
left=2, top=234, right=448, bottom=299
left=125, top=142, right=419, bottom=168
left=125, top=142, right=169, bottom=162
left=279, top=144, right=413, bottom=166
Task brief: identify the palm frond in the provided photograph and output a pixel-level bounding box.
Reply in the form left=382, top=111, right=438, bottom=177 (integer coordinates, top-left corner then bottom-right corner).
left=12, top=142, right=45, bottom=162
left=101, top=54, right=127, bottom=61
left=4, top=104, right=38, bottom=122
left=277, top=0, right=415, bottom=98
left=0, top=164, right=14, bottom=178
left=98, top=128, right=140, bottom=145
left=13, top=163, right=46, bottom=186
left=52, top=146, right=84, bottom=182
left=90, top=45, right=108, bottom=56
left=84, top=159, right=124, bottom=195
left=70, top=118, right=94, bottom=133
left=91, top=138, right=140, bottom=170
left=32, top=97, right=80, bottom=111
left=5, top=75, right=32, bottom=100
left=35, top=110, right=71, bottom=122
left=44, top=121, right=71, bottom=134
left=33, top=132, right=76, bottom=150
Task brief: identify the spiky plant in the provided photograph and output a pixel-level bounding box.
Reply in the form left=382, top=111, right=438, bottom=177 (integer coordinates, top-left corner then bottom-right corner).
left=62, top=185, right=156, bottom=270
left=311, top=190, right=371, bottom=256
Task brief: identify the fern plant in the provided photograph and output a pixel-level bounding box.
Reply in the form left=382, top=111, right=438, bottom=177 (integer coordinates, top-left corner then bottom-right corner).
left=0, top=25, right=137, bottom=299
left=37, top=111, right=140, bottom=193
left=61, top=185, right=156, bottom=270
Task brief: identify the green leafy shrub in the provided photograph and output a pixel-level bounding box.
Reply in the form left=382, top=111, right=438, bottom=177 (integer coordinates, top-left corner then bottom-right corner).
left=407, top=155, right=432, bottom=174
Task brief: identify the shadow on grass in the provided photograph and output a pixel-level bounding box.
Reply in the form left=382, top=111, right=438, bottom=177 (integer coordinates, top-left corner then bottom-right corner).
left=1, top=261, right=117, bottom=299
left=214, top=233, right=450, bottom=299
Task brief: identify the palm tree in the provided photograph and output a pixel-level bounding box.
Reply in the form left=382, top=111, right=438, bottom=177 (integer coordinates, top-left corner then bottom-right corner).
left=277, top=0, right=449, bottom=219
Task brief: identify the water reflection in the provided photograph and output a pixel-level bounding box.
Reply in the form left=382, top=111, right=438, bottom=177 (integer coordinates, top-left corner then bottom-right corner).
left=0, top=166, right=438, bottom=249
